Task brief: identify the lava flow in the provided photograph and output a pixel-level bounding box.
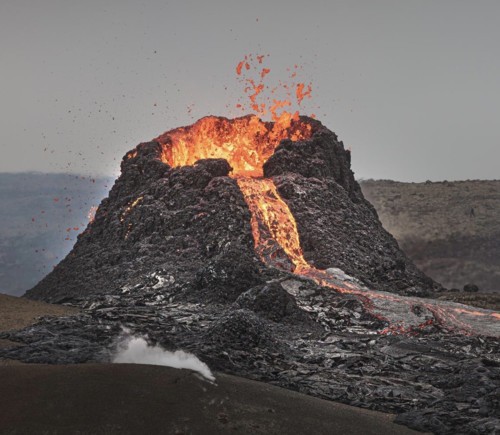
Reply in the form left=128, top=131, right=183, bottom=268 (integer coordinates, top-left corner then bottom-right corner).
left=236, top=178, right=309, bottom=271
left=236, top=173, right=500, bottom=336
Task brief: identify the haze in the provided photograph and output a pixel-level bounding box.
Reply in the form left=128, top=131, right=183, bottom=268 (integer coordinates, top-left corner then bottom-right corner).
left=1, top=0, right=499, bottom=182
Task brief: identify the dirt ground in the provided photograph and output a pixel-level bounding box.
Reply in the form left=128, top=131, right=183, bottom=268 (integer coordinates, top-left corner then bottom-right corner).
left=0, top=293, right=78, bottom=334
left=0, top=293, right=78, bottom=365
left=0, top=363, right=423, bottom=435
left=360, top=179, right=500, bottom=294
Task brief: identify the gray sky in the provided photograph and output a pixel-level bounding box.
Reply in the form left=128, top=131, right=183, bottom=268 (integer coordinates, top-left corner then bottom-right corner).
left=1, top=0, right=499, bottom=181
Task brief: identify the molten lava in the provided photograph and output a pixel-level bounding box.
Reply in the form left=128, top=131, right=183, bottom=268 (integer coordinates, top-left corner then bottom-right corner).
left=157, top=115, right=312, bottom=177
left=236, top=178, right=309, bottom=270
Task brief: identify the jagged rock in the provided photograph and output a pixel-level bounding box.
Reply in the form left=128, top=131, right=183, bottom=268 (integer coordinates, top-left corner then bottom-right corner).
left=264, top=129, right=361, bottom=201
left=464, top=283, right=479, bottom=293
left=206, top=309, right=271, bottom=350
left=235, top=281, right=309, bottom=322
left=195, top=245, right=263, bottom=302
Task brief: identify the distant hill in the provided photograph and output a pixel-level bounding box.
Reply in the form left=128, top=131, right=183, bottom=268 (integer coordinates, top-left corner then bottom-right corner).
left=360, top=179, right=500, bottom=293
left=0, top=173, right=112, bottom=296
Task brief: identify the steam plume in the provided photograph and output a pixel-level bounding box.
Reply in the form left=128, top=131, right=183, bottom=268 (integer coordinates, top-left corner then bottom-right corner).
left=113, top=332, right=215, bottom=382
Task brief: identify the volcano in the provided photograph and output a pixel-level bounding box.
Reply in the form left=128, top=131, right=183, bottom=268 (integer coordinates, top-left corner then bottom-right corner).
left=27, top=115, right=433, bottom=302
left=7, top=115, right=499, bottom=434
left=26, top=115, right=498, bottom=334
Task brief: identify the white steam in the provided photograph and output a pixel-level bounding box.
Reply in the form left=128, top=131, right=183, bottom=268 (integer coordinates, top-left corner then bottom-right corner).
left=113, top=333, right=215, bottom=382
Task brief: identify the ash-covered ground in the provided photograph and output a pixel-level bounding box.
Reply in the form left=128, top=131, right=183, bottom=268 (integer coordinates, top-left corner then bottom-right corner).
left=3, top=117, right=499, bottom=434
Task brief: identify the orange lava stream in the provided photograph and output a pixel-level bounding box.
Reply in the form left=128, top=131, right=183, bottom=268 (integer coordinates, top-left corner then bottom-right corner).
left=236, top=178, right=309, bottom=270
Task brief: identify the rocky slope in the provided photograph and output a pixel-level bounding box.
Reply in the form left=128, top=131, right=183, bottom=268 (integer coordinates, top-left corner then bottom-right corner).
left=360, top=179, right=500, bottom=293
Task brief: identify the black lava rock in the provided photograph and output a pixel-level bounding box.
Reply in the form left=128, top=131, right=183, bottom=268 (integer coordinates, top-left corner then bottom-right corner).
left=235, top=281, right=307, bottom=322
left=464, top=283, right=480, bottom=293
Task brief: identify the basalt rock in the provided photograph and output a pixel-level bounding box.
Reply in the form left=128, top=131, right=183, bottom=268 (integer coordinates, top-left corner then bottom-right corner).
left=235, top=281, right=311, bottom=323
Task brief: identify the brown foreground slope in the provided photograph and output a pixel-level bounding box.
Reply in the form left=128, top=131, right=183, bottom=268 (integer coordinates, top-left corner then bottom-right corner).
left=0, top=293, right=78, bottom=332
left=361, top=179, right=500, bottom=294
left=0, top=293, right=78, bottom=353
left=0, top=364, right=421, bottom=435
left=0, top=295, right=419, bottom=435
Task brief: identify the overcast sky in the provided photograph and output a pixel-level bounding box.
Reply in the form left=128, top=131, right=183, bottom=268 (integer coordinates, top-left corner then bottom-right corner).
left=1, top=0, right=499, bottom=181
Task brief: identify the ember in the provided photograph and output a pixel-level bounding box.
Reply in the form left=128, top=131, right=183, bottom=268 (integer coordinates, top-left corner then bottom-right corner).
left=87, top=205, right=98, bottom=224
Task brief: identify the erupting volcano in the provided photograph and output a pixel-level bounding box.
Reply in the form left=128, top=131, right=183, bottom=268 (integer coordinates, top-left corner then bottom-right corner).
left=27, top=54, right=500, bottom=337
left=11, top=56, right=499, bottom=435
left=26, top=111, right=500, bottom=337
left=17, top=111, right=500, bottom=431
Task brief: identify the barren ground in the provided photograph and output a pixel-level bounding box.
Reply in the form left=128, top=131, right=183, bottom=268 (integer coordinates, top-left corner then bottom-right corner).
left=0, top=295, right=420, bottom=434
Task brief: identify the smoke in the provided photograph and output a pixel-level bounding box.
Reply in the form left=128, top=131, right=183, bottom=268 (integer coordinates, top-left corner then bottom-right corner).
left=112, top=332, right=215, bottom=382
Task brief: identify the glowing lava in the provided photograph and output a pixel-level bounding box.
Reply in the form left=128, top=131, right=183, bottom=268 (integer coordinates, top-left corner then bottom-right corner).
left=157, top=115, right=312, bottom=177
left=236, top=178, right=309, bottom=271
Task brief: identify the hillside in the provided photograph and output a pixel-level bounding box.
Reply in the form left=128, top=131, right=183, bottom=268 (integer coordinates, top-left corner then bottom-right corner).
left=360, top=179, right=500, bottom=293
left=0, top=173, right=111, bottom=296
